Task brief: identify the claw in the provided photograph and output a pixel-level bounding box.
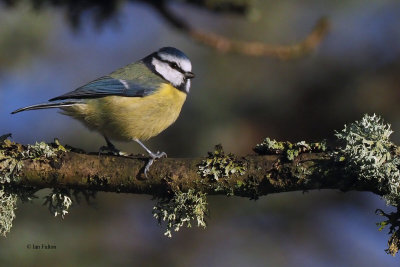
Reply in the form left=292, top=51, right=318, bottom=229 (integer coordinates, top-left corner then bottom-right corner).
left=143, top=151, right=167, bottom=177
left=150, top=151, right=167, bottom=159
left=133, top=138, right=168, bottom=177
left=144, top=158, right=154, bottom=177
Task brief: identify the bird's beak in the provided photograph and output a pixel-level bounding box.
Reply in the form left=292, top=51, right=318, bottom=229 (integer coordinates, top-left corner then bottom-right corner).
left=185, top=72, right=195, bottom=79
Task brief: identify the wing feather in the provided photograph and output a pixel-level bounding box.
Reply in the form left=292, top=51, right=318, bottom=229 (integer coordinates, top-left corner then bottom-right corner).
left=49, top=76, right=158, bottom=101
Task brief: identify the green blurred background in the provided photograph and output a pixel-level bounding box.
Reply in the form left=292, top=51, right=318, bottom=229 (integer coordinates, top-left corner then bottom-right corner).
left=1, top=0, right=400, bottom=266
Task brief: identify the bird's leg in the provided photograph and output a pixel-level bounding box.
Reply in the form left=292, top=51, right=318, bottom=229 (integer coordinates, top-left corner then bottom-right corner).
left=134, top=138, right=167, bottom=176
left=99, top=135, right=128, bottom=156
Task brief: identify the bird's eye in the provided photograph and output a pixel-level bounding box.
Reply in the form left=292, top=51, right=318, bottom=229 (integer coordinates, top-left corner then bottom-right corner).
left=171, top=63, right=178, bottom=69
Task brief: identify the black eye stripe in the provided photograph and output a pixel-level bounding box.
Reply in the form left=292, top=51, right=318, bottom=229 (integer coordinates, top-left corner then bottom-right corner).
left=154, top=55, right=185, bottom=74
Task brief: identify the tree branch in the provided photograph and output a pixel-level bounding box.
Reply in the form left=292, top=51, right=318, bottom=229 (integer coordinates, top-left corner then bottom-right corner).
left=151, top=2, right=330, bottom=59
left=3, top=144, right=381, bottom=198
left=1, top=114, right=400, bottom=254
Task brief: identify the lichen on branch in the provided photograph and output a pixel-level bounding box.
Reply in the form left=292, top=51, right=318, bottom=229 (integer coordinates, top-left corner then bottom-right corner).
left=198, top=144, right=246, bottom=181
left=376, top=208, right=400, bottom=256
left=1, top=114, right=400, bottom=256
left=0, top=190, right=17, bottom=237
left=334, top=114, right=400, bottom=255
left=254, top=138, right=327, bottom=161
left=335, top=114, right=400, bottom=206
left=153, top=189, right=207, bottom=237
left=43, top=188, right=73, bottom=219
left=0, top=135, right=69, bottom=236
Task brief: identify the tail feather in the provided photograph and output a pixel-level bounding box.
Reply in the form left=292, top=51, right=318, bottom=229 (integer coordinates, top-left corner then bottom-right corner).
left=11, top=101, right=81, bottom=114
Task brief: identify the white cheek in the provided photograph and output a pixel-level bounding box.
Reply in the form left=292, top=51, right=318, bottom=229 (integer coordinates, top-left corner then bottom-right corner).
left=185, top=79, right=191, bottom=93
left=153, top=58, right=184, bottom=86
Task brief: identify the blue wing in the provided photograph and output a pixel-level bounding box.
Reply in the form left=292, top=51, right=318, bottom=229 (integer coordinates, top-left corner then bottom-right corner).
left=49, top=76, right=158, bottom=101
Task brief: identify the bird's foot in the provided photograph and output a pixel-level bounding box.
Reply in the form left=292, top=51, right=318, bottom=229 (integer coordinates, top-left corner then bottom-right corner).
left=98, top=145, right=129, bottom=156
left=144, top=151, right=167, bottom=177
left=149, top=151, right=167, bottom=159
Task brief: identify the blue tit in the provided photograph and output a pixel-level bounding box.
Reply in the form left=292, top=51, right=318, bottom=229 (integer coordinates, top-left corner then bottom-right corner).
left=12, top=47, right=195, bottom=176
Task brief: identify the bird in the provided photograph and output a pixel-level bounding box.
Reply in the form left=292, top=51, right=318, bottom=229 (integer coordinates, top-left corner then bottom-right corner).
left=12, top=47, right=195, bottom=176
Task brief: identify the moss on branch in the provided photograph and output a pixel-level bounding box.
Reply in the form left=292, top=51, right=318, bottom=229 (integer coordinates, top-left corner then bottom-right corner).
left=1, top=114, right=400, bottom=255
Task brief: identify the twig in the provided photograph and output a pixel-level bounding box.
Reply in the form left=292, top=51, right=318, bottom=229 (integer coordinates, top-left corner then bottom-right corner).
left=151, top=2, right=330, bottom=59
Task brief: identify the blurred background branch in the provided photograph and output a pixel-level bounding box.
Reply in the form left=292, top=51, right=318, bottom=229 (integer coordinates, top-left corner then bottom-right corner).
left=0, top=0, right=329, bottom=59
left=151, top=2, right=329, bottom=59
left=187, top=17, right=329, bottom=59
left=1, top=0, right=253, bottom=28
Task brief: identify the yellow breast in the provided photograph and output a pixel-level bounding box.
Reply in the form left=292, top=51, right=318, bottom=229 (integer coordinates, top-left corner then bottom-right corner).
left=62, top=83, right=187, bottom=141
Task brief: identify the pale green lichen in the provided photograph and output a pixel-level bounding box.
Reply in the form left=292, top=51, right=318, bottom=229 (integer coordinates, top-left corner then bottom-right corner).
left=335, top=114, right=400, bottom=206
left=376, top=208, right=400, bottom=256
left=0, top=156, right=23, bottom=184
left=0, top=190, right=17, bottom=236
left=43, top=188, right=73, bottom=219
left=254, top=138, right=327, bottom=161
left=0, top=135, right=20, bottom=236
left=153, top=189, right=207, bottom=238
left=0, top=135, right=67, bottom=185
left=42, top=188, right=95, bottom=218
left=0, top=139, right=24, bottom=184
left=0, top=135, right=70, bottom=235
left=0, top=137, right=67, bottom=184
left=198, top=144, right=246, bottom=181
left=22, top=139, right=67, bottom=160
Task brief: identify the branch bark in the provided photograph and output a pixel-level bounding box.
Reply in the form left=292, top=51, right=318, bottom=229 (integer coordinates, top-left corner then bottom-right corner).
left=9, top=147, right=382, bottom=198
left=1, top=135, right=398, bottom=255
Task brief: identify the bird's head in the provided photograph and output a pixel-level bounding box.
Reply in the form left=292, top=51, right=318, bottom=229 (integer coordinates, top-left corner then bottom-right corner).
left=146, top=47, right=194, bottom=93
